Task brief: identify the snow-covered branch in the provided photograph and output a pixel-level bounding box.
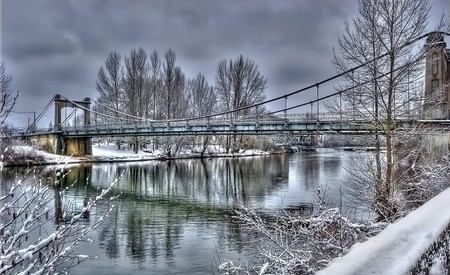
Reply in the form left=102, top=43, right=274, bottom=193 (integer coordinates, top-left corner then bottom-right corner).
left=219, top=206, right=385, bottom=274
left=0, top=166, right=117, bottom=274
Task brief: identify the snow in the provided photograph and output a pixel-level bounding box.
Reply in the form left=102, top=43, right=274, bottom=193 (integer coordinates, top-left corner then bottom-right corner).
left=92, top=144, right=268, bottom=160
left=1, top=144, right=270, bottom=167
left=317, top=186, right=450, bottom=275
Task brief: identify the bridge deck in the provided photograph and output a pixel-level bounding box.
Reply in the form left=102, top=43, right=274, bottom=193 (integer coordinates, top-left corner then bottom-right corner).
left=19, top=117, right=449, bottom=138
left=62, top=119, right=379, bottom=137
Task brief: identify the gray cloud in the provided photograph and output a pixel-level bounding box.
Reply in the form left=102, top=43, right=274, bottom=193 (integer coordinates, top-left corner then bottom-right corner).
left=2, top=0, right=449, bottom=127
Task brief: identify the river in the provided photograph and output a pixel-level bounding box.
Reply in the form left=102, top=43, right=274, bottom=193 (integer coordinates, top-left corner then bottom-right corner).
left=2, top=148, right=362, bottom=274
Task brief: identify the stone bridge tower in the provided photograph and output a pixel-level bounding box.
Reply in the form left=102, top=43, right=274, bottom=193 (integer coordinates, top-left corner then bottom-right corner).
left=423, top=32, right=450, bottom=119
left=53, top=94, right=92, bottom=156
left=421, top=33, right=450, bottom=162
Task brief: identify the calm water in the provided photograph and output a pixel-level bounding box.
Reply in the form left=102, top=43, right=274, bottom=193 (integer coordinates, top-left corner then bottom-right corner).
left=2, top=149, right=358, bottom=274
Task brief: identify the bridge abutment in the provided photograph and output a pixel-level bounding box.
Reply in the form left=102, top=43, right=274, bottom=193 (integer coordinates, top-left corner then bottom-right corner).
left=28, top=134, right=92, bottom=156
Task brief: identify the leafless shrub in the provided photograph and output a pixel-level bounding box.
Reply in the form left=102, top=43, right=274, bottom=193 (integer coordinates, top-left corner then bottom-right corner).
left=218, top=206, right=386, bottom=275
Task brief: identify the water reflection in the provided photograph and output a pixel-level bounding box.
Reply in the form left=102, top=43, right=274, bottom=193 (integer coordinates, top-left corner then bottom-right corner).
left=2, top=150, right=357, bottom=274
left=83, top=155, right=295, bottom=209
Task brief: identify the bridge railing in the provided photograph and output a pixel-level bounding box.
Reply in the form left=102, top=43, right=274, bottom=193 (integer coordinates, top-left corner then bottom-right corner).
left=80, top=112, right=362, bottom=131
left=57, top=111, right=421, bottom=133
left=316, top=187, right=450, bottom=275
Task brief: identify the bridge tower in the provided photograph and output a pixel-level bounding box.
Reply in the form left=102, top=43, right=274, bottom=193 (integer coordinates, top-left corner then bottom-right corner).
left=420, top=33, right=450, bottom=162
left=423, top=32, right=450, bottom=119
left=53, top=94, right=92, bottom=156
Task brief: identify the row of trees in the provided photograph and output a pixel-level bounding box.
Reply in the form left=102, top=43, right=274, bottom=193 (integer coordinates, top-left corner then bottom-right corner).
left=95, top=49, right=267, bottom=153
left=95, top=49, right=267, bottom=120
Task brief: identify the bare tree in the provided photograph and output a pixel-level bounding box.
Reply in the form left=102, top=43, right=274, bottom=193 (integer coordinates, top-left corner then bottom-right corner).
left=171, top=66, right=188, bottom=119
left=215, top=55, right=267, bottom=153
left=96, top=52, right=124, bottom=120
left=331, top=0, right=433, bottom=220
left=162, top=49, right=177, bottom=120
left=123, top=48, right=149, bottom=153
left=124, top=48, right=148, bottom=119
left=215, top=55, right=266, bottom=116
left=149, top=50, right=163, bottom=120
left=159, top=50, right=190, bottom=156
left=188, top=73, right=217, bottom=117
left=0, top=63, right=19, bottom=128
left=187, top=73, right=217, bottom=156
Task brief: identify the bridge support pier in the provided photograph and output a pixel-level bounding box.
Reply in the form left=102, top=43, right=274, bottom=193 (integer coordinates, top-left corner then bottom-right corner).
left=64, top=137, right=92, bottom=156
left=28, top=134, right=92, bottom=156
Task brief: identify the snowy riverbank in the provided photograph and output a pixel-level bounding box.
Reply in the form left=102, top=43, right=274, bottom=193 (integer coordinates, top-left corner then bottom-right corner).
left=1, top=144, right=272, bottom=167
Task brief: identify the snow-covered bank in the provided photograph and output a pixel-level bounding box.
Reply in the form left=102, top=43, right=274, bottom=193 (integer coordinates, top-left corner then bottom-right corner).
left=317, top=186, right=450, bottom=275
left=1, top=144, right=271, bottom=167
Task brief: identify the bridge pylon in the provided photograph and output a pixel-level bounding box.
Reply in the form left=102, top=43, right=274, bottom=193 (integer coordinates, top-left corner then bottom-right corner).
left=53, top=94, right=92, bottom=156
left=423, top=32, right=450, bottom=119
left=54, top=94, right=91, bottom=131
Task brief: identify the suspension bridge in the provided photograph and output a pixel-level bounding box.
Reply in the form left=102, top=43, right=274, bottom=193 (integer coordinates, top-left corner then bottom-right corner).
left=12, top=31, right=450, bottom=157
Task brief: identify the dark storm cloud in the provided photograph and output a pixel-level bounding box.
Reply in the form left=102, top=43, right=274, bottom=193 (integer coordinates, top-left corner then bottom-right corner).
left=2, top=0, right=449, bottom=127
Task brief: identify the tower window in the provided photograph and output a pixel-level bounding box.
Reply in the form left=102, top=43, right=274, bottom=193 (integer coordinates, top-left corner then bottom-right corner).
left=432, top=53, right=438, bottom=75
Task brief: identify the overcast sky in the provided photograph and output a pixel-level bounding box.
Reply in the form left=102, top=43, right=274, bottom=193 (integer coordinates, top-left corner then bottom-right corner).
left=2, top=0, right=449, bottom=128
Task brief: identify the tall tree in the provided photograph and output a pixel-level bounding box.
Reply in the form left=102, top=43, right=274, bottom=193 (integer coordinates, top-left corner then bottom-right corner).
left=171, top=66, right=188, bottom=119
left=96, top=52, right=124, bottom=121
left=187, top=73, right=217, bottom=156
left=161, top=49, right=188, bottom=120
left=124, top=48, right=149, bottom=153
left=215, top=55, right=267, bottom=152
left=124, top=47, right=149, bottom=119
left=162, top=49, right=176, bottom=119
left=161, top=50, right=189, bottom=156
left=0, top=63, right=19, bottom=127
left=188, top=73, right=217, bottom=117
left=149, top=50, right=163, bottom=120
left=332, top=0, right=431, bottom=220
left=215, top=55, right=267, bottom=117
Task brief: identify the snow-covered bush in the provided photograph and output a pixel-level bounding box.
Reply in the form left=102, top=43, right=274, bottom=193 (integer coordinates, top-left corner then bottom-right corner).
left=0, top=162, right=117, bottom=274
left=1, top=142, right=47, bottom=167
left=402, top=155, right=450, bottom=209
left=218, top=206, right=386, bottom=275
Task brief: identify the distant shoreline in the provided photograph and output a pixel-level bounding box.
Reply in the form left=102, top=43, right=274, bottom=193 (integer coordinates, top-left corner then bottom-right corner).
left=1, top=145, right=275, bottom=168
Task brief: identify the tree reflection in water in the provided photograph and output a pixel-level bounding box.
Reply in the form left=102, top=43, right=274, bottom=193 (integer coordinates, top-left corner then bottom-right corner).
left=80, top=156, right=295, bottom=267
left=1, top=151, right=354, bottom=274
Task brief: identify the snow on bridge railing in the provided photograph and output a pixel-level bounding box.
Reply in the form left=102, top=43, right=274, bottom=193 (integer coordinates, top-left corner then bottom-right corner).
left=317, top=187, right=450, bottom=275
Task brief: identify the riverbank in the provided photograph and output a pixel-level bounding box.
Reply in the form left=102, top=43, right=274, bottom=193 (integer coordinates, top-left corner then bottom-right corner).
left=1, top=144, right=273, bottom=167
